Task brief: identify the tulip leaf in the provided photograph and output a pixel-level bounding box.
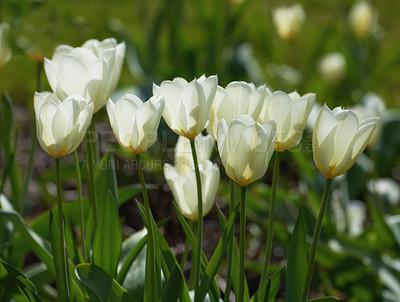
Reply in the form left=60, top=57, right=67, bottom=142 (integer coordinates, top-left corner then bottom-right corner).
left=93, top=191, right=122, bottom=279
left=0, top=194, right=54, bottom=274
left=116, top=233, right=147, bottom=284
left=197, top=206, right=238, bottom=302
left=0, top=261, right=42, bottom=302
left=49, top=211, right=70, bottom=302
left=173, top=203, right=221, bottom=301
left=307, top=297, right=340, bottom=302
left=286, top=206, right=307, bottom=302
left=161, top=264, right=191, bottom=302
left=215, top=205, right=250, bottom=301
left=117, top=217, right=170, bottom=285
left=64, top=216, right=85, bottom=265
left=250, top=266, right=286, bottom=302
left=0, top=93, right=21, bottom=203
left=0, top=195, right=85, bottom=301
left=75, top=263, right=137, bottom=302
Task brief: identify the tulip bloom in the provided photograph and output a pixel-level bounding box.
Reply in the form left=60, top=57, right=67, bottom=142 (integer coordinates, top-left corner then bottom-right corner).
left=153, top=75, right=217, bottom=139
left=45, top=38, right=125, bottom=113
left=207, top=82, right=269, bottom=140
left=174, top=134, right=215, bottom=172
left=0, top=23, right=12, bottom=68
left=319, top=52, right=346, bottom=85
left=164, top=160, right=219, bottom=221
left=272, top=4, right=305, bottom=40
left=259, top=91, right=315, bottom=152
left=348, top=1, right=378, bottom=39
left=164, top=135, right=219, bottom=221
left=107, top=94, right=165, bottom=154
left=217, top=115, right=276, bottom=187
left=34, top=92, right=93, bottom=158
left=313, top=105, right=379, bottom=179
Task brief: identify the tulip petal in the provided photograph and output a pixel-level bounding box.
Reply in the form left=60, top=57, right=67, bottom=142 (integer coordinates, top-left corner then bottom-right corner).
left=58, top=54, right=88, bottom=97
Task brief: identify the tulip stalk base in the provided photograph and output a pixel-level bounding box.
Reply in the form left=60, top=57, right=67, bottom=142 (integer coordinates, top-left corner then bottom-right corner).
left=136, top=154, right=158, bottom=302
left=55, top=158, right=69, bottom=302
left=260, top=152, right=280, bottom=284
left=73, top=151, right=87, bottom=260
left=85, top=123, right=99, bottom=229
left=224, top=179, right=235, bottom=302
left=300, top=178, right=332, bottom=302
left=190, top=138, right=203, bottom=302
left=239, top=185, right=247, bottom=302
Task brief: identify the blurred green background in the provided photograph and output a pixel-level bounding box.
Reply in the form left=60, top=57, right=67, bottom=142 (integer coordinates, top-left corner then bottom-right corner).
left=1, top=0, right=400, bottom=301
left=1, top=0, right=400, bottom=108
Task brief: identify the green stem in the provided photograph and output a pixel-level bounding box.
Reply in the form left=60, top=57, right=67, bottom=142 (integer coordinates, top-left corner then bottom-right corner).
left=300, top=178, right=332, bottom=302
left=55, top=158, right=69, bottom=302
left=239, top=185, right=247, bottom=302
left=85, top=123, right=98, bottom=228
left=224, top=179, right=235, bottom=302
left=136, top=154, right=157, bottom=302
left=74, top=151, right=87, bottom=260
left=188, top=220, right=197, bottom=290
left=260, top=152, right=280, bottom=284
left=190, top=138, right=203, bottom=302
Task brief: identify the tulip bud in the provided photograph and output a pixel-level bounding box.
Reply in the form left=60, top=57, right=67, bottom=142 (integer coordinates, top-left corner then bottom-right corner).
left=217, top=115, right=276, bottom=187
left=34, top=92, right=93, bottom=158
left=164, top=134, right=219, bottom=221
left=319, top=52, right=346, bottom=85
left=107, top=93, right=165, bottom=154
left=45, top=38, right=125, bottom=113
left=348, top=1, right=379, bottom=39
left=272, top=4, right=306, bottom=40
left=174, top=134, right=215, bottom=173
left=259, top=91, right=315, bottom=151
left=313, top=104, right=379, bottom=179
left=0, top=23, right=12, bottom=68
left=352, top=92, right=385, bottom=147
left=153, top=75, right=217, bottom=139
left=207, top=82, right=268, bottom=140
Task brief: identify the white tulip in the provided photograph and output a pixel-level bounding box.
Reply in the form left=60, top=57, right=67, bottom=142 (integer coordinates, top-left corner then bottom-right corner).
left=34, top=92, right=93, bottom=158
left=259, top=91, right=315, bottom=151
left=273, top=4, right=305, bottom=40
left=45, top=38, right=125, bottom=113
left=164, top=160, right=219, bottom=221
left=217, top=115, right=276, bottom=187
left=174, top=134, right=215, bottom=173
left=207, top=82, right=268, bottom=140
left=348, top=1, right=378, bottom=39
left=319, top=52, right=346, bottom=84
left=107, top=93, right=165, bottom=154
left=153, top=75, right=217, bottom=139
left=313, top=105, right=379, bottom=179
left=0, top=23, right=12, bottom=68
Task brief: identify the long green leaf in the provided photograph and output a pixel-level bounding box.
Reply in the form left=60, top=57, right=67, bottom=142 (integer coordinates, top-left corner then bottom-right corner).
left=197, top=208, right=238, bottom=302
left=286, top=207, right=307, bottom=302
left=49, top=211, right=70, bottom=302
left=117, top=218, right=170, bottom=285
left=307, top=297, right=340, bottom=302
left=250, top=266, right=286, bottom=302
left=173, top=203, right=221, bottom=301
left=75, top=263, right=137, bottom=302
left=93, top=192, right=122, bottom=278
left=0, top=93, right=20, bottom=203
left=161, top=264, right=191, bottom=302
left=0, top=195, right=85, bottom=301
left=215, top=205, right=249, bottom=301
left=1, top=261, right=42, bottom=302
